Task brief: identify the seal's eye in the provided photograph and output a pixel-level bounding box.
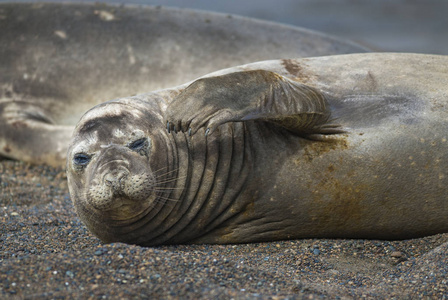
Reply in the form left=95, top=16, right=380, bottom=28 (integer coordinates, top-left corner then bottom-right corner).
left=128, top=138, right=147, bottom=151
left=73, top=153, right=91, bottom=166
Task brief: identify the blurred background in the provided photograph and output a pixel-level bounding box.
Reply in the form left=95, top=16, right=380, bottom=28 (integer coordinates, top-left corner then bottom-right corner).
left=1, top=0, right=447, bottom=54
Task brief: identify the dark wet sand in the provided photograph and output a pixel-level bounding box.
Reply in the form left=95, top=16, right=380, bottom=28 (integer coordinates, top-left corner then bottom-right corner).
left=1, top=160, right=447, bottom=299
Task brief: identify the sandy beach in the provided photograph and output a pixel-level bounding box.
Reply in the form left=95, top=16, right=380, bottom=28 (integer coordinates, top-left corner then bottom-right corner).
left=1, top=160, right=447, bottom=299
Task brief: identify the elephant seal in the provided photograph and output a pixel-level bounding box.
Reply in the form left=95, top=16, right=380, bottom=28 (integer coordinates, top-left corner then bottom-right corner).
left=67, top=53, right=448, bottom=246
left=0, top=3, right=368, bottom=167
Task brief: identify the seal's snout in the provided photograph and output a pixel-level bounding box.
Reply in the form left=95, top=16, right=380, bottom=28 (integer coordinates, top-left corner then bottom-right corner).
left=83, top=144, right=155, bottom=216
left=103, top=170, right=128, bottom=192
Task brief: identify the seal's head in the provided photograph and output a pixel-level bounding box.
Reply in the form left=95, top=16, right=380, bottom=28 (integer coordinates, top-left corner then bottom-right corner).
left=66, top=97, right=174, bottom=243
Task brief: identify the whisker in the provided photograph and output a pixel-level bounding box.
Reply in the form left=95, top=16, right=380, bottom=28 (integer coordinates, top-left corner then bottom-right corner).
left=153, top=167, right=181, bottom=179
left=151, top=187, right=185, bottom=190
left=153, top=195, right=179, bottom=203
left=154, top=166, right=179, bottom=174
left=154, top=168, right=181, bottom=178
left=152, top=165, right=169, bottom=174
left=153, top=175, right=188, bottom=185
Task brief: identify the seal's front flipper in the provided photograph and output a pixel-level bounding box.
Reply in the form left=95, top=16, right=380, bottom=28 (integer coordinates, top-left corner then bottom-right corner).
left=164, top=70, right=343, bottom=137
left=0, top=101, right=73, bottom=167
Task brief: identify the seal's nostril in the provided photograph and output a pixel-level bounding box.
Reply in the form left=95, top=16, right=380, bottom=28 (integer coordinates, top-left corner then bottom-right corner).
left=104, top=171, right=128, bottom=188
left=117, top=172, right=128, bottom=184
left=104, top=173, right=115, bottom=186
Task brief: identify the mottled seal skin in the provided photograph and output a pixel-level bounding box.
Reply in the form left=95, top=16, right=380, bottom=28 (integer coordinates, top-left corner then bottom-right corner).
left=0, top=3, right=367, bottom=167
left=67, top=53, right=448, bottom=246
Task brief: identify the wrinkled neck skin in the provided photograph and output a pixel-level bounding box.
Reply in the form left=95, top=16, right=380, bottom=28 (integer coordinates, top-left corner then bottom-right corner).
left=150, top=124, right=255, bottom=246
left=120, top=125, right=255, bottom=246
left=73, top=91, right=256, bottom=246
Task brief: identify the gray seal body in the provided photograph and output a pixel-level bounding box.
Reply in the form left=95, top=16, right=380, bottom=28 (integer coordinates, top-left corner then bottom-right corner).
left=67, top=53, right=448, bottom=246
left=0, top=3, right=367, bottom=166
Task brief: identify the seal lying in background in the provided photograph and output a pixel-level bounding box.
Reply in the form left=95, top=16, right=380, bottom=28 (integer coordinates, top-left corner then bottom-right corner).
left=67, top=53, right=448, bottom=246
left=0, top=3, right=367, bottom=167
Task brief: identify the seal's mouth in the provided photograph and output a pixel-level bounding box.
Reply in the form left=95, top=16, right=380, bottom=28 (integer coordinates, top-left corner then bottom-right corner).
left=99, top=198, right=146, bottom=221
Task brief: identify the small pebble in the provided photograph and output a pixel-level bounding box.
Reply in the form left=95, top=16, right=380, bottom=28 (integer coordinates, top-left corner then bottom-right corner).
left=390, top=251, right=403, bottom=258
